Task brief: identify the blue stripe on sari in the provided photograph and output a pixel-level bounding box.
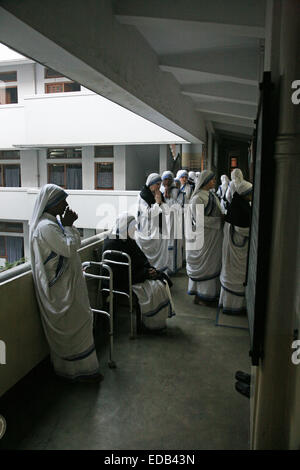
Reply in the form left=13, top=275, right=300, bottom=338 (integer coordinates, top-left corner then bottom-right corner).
left=62, top=344, right=96, bottom=362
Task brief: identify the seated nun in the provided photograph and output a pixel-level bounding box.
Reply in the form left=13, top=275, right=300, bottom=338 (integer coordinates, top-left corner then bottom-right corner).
left=29, top=184, right=103, bottom=383
left=135, top=173, right=169, bottom=272
left=218, top=180, right=252, bottom=315
left=216, top=174, right=230, bottom=214
left=103, top=213, right=175, bottom=331
left=226, top=168, right=244, bottom=205
left=186, top=170, right=223, bottom=306
left=160, top=171, right=183, bottom=274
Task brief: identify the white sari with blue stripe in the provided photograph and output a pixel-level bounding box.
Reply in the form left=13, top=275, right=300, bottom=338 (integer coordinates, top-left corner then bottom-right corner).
left=31, top=213, right=101, bottom=380
left=161, top=186, right=183, bottom=275
left=135, top=196, right=169, bottom=272
left=132, top=279, right=175, bottom=330
left=218, top=222, right=249, bottom=314
left=186, top=190, right=223, bottom=302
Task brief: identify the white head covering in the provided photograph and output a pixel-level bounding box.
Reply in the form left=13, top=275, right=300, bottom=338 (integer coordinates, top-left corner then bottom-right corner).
left=236, top=180, right=252, bottom=196
left=146, top=173, right=162, bottom=187
left=231, top=168, right=243, bottom=184
left=195, top=172, right=200, bottom=178
left=110, top=212, right=136, bottom=240
left=188, top=171, right=196, bottom=182
left=192, top=170, right=215, bottom=198
left=176, top=169, right=188, bottom=179
left=161, top=170, right=174, bottom=181
left=29, top=184, right=68, bottom=240
left=221, top=175, right=229, bottom=185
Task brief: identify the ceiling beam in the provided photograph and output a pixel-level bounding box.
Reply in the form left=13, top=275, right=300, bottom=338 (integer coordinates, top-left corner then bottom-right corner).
left=113, top=0, right=266, bottom=29
left=181, top=83, right=259, bottom=105
left=159, top=48, right=260, bottom=85
left=202, top=112, right=255, bottom=128
left=213, top=122, right=254, bottom=136
left=116, top=16, right=265, bottom=39
left=196, top=102, right=257, bottom=120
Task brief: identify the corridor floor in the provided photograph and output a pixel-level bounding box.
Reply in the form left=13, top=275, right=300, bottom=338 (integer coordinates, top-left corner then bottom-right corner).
left=0, top=269, right=250, bottom=450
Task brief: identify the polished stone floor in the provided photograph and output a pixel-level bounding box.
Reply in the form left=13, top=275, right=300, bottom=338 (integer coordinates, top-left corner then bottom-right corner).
left=0, top=269, right=250, bottom=450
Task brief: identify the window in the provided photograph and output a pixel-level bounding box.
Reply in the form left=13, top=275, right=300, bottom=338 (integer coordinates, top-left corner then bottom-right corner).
left=95, top=146, right=113, bottom=158
left=0, top=71, right=18, bottom=105
left=0, top=164, right=21, bottom=187
left=44, top=68, right=64, bottom=79
left=230, top=157, right=238, bottom=168
left=0, top=235, right=24, bottom=264
left=0, top=71, right=17, bottom=82
left=45, top=82, right=81, bottom=93
left=95, top=163, right=114, bottom=190
left=0, top=222, right=23, bottom=233
left=48, top=163, right=82, bottom=189
left=0, top=86, right=18, bottom=105
left=0, top=150, right=20, bottom=160
left=47, top=148, right=82, bottom=159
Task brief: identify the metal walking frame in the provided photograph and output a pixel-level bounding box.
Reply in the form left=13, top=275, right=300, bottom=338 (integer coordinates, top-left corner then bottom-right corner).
left=101, top=250, right=137, bottom=339
left=82, top=261, right=116, bottom=368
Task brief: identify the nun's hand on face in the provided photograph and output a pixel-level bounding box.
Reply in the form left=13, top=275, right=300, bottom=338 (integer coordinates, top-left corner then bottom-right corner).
left=62, top=207, right=78, bottom=226
left=154, top=190, right=162, bottom=205
left=148, top=267, right=158, bottom=279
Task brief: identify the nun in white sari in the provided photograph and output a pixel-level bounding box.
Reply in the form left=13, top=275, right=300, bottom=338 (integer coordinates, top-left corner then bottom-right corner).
left=216, top=174, right=230, bottom=214
left=30, top=184, right=102, bottom=382
left=160, top=170, right=182, bottom=274
left=103, top=213, right=175, bottom=331
left=186, top=170, right=223, bottom=305
left=226, top=168, right=244, bottom=205
left=218, top=180, right=252, bottom=315
left=135, top=173, right=169, bottom=272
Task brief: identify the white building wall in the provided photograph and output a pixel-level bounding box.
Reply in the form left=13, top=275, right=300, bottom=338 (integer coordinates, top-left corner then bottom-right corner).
left=0, top=188, right=139, bottom=231
left=0, top=106, right=25, bottom=149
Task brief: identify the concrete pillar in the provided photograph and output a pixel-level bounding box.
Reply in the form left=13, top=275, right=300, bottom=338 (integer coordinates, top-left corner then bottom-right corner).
left=159, top=144, right=168, bottom=174
left=38, top=149, right=48, bottom=187
left=207, top=132, right=213, bottom=170
left=182, top=144, right=202, bottom=170
left=20, top=150, right=39, bottom=187
left=252, top=0, right=300, bottom=450
left=23, top=221, right=30, bottom=262
left=82, top=146, right=94, bottom=190
left=113, top=145, right=126, bottom=190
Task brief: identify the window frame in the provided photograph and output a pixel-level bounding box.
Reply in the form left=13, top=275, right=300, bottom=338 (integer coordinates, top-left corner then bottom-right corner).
left=47, top=163, right=82, bottom=189
left=44, top=68, right=64, bottom=79
left=94, top=162, right=114, bottom=190
left=47, top=148, right=82, bottom=159
left=0, top=85, right=18, bottom=105
left=0, top=150, right=20, bottom=160
left=94, top=146, right=114, bottom=159
left=0, top=71, right=17, bottom=82
left=0, top=163, right=21, bottom=187
left=45, top=81, right=81, bottom=94
left=0, top=234, right=24, bottom=264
